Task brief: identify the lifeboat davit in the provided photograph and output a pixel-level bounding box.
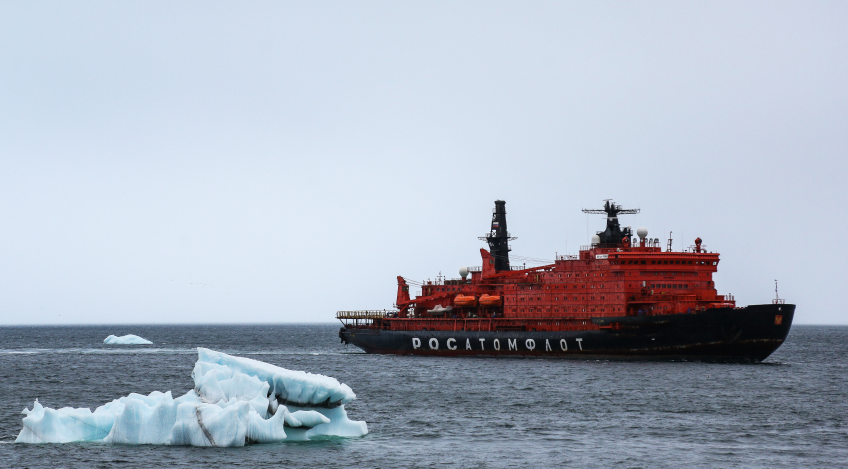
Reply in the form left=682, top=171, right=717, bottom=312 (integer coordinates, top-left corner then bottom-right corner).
left=453, top=295, right=477, bottom=307
left=479, top=294, right=502, bottom=306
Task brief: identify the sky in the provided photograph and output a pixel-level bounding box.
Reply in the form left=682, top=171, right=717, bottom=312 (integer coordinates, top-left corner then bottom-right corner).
left=1, top=1, right=846, bottom=325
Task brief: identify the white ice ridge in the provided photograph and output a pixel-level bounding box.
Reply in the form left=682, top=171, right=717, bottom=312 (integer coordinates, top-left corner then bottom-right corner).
left=104, top=334, right=153, bottom=345
left=16, top=347, right=367, bottom=446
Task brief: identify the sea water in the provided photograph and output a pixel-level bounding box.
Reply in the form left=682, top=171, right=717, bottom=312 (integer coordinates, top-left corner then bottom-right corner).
left=1, top=324, right=846, bottom=468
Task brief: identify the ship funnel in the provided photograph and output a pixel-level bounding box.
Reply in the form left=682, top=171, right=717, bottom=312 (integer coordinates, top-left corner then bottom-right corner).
left=478, top=200, right=517, bottom=272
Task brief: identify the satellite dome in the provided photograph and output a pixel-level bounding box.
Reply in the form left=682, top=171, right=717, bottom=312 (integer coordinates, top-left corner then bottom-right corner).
left=459, top=267, right=469, bottom=278
left=637, top=227, right=648, bottom=239
left=591, top=234, right=601, bottom=245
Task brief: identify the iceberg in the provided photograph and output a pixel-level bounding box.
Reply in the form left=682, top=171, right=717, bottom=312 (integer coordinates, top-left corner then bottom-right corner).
left=104, top=334, right=153, bottom=345
left=16, top=348, right=368, bottom=446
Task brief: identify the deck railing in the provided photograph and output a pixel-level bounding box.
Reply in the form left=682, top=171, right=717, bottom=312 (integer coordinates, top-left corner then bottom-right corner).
left=336, top=310, right=396, bottom=320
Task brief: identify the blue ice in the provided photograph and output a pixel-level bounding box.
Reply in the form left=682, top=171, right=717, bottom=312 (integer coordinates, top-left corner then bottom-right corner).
left=16, top=348, right=368, bottom=446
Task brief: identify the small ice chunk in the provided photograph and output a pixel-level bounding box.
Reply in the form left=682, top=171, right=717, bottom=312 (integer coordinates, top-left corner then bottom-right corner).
left=16, top=348, right=367, bottom=446
left=104, top=334, right=152, bottom=345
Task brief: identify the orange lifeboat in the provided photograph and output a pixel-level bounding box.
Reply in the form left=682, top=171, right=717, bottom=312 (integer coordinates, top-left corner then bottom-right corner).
left=479, top=294, right=502, bottom=306
left=453, top=295, right=477, bottom=307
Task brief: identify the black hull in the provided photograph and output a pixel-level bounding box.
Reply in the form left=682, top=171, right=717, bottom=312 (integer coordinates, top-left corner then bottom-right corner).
left=339, top=304, right=795, bottom=363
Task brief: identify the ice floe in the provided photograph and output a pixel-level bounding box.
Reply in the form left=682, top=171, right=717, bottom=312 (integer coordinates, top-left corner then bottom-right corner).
left=104, top=334, right=152, bottom=345
left=16, top=348, right=367, bottom=446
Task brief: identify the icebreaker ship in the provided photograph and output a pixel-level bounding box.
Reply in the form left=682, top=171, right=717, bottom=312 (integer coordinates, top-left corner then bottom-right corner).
left=16, top=348, right=367, bottom=446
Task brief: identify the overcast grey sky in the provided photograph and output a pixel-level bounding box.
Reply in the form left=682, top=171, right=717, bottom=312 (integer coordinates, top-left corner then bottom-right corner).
left=1, top=1, right=846, bottom=325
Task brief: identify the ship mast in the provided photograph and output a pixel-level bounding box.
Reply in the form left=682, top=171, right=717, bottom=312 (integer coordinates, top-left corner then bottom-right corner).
left=479, top=200, right=517, bottom=272
left=582, top=200, right=640, bottom=246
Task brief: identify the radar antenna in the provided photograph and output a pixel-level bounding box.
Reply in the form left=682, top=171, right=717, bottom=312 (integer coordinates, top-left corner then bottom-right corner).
left=582, top=200, right=640, bottom=246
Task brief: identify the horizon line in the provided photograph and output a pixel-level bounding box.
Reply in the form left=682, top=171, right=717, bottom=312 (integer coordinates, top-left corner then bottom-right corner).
left=0, top=321, right=843, bottom=327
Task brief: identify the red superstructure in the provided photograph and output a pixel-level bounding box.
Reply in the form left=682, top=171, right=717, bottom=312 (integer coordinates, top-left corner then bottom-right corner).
left=386, top=200, right=733, bottom=333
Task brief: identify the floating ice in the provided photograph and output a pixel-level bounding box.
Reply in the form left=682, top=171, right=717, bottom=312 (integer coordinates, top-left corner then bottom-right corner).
left=104, top=334, right=152, bottom=345
left=16, top=348, right=367, bottom=446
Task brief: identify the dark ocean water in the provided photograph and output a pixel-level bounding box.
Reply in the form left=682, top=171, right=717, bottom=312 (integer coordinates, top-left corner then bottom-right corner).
left=0, top=324, right=845, bottom=468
